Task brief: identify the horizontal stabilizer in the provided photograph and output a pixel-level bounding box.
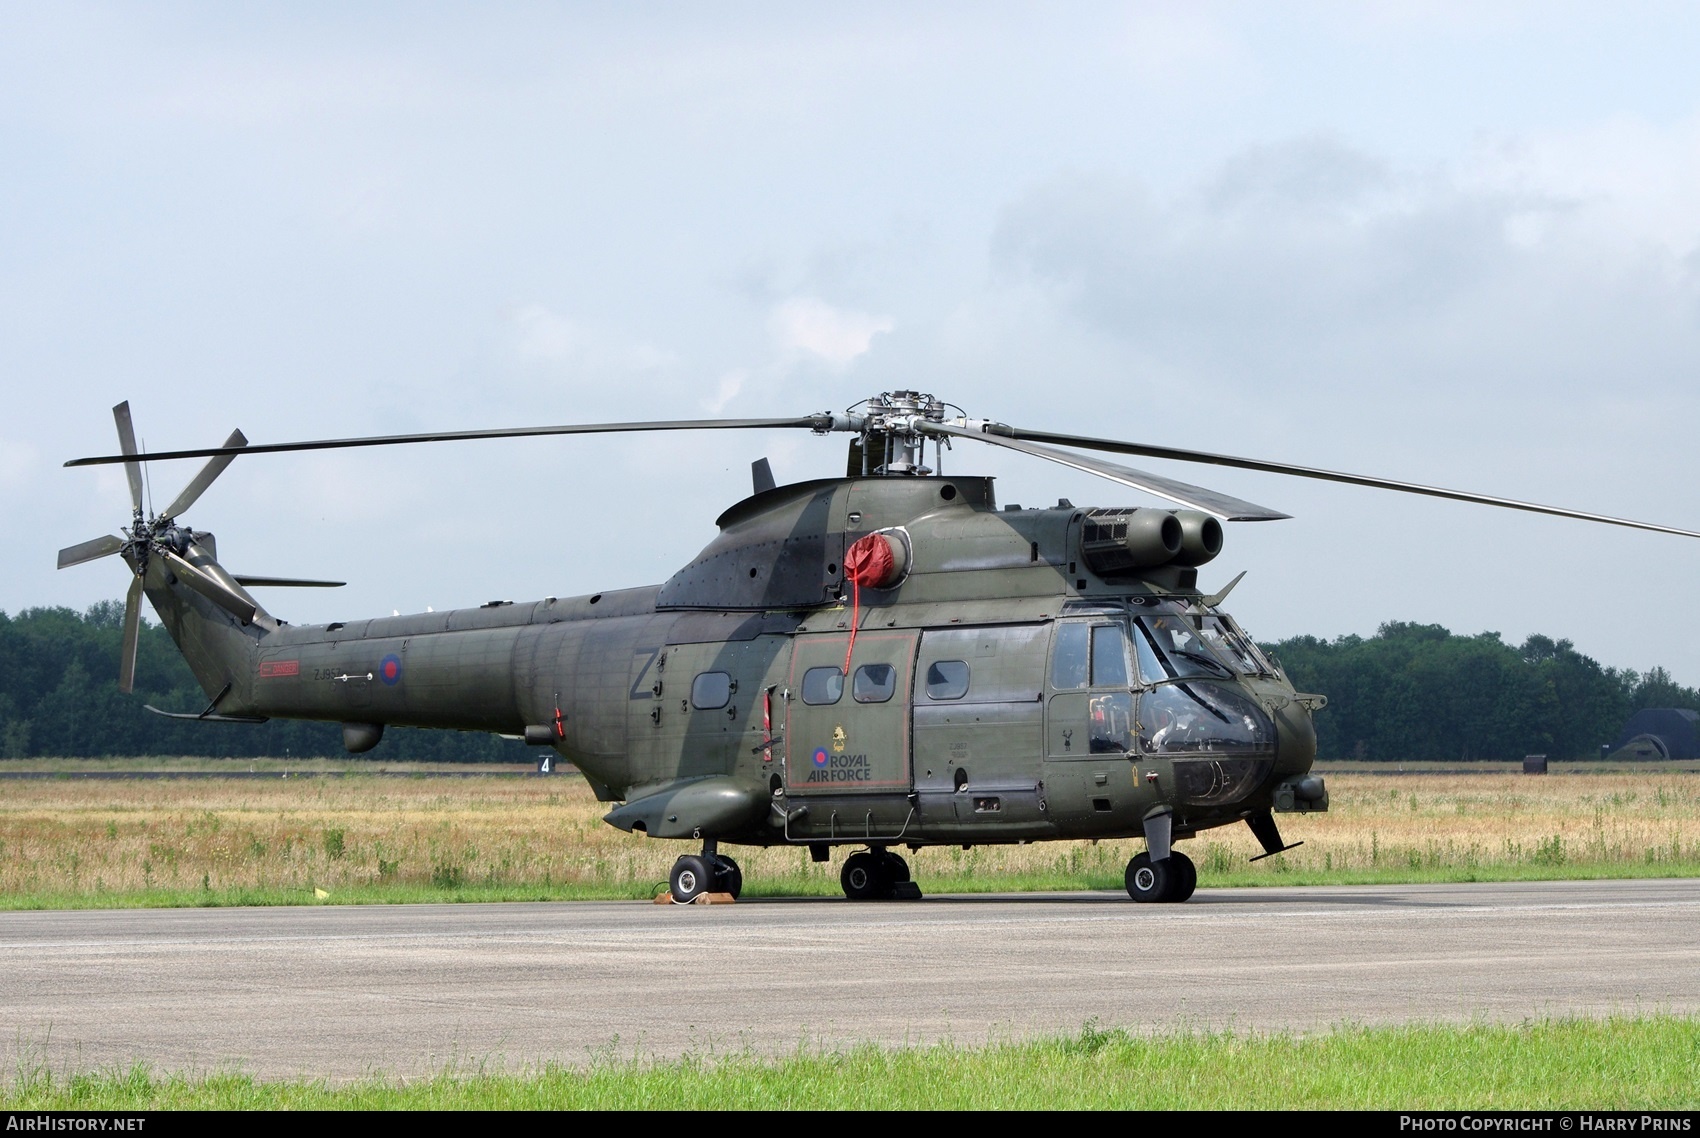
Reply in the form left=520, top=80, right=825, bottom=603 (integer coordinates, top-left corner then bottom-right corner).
left=143, top=705, right=269, bottom=724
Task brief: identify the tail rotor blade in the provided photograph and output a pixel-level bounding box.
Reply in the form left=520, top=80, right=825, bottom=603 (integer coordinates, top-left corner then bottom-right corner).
left=159, top=429, right=247, bottom=522
left=57, top=534, right=125, bottom=570
left=112, top=401, right=145, bottom=514
left=159, top=549, right=257, bottom=624
left=118, top=574, right=143, bottom=693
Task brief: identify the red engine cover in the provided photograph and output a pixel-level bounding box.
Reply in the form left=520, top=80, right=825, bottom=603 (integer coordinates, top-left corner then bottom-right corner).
left=844, top=532, right=901, bottom=588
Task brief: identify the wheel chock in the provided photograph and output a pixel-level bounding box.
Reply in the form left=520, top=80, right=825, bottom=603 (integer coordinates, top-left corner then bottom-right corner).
left=652, top=891, right=737, bottom=905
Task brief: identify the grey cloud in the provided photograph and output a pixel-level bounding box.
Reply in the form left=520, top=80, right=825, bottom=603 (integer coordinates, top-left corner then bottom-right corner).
left=990, top=139, right=1593, bottom=376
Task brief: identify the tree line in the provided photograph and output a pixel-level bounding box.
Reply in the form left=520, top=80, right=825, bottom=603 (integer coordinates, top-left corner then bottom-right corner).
left=2, top=604, right=1694, bottom=761
left=1263, top=622, right=1698, bottom=761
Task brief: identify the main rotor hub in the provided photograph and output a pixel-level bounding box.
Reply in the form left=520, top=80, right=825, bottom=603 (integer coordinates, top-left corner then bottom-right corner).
left=819, top=391, right=964, bottom=476
left=867, top=391, right=947, bottom=474
left=863, top=390, right=947, bottom=425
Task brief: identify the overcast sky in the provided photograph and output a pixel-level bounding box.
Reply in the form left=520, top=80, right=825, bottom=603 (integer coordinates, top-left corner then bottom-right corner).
left=5, top=3, right=1700, bottom=684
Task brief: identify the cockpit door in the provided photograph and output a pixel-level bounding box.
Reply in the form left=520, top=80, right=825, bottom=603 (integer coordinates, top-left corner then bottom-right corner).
left=1045, top=620, right=1136, bottom=760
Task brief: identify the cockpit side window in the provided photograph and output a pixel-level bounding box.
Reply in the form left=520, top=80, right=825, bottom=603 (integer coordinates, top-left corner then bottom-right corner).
left=1090, top=624, right=1130, bottom=688
left=1132, top=623, right=1168, bottom=684
left=1051, top=623, right=1090, bottom=690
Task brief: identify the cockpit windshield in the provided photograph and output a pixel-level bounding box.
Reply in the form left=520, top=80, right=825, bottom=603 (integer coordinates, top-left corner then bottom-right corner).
left=1133, top=603, right=1273, bottom=680
left=1134, top=610, right=1232, bottom=680
left=1195, top=614, right=1273, bottom=676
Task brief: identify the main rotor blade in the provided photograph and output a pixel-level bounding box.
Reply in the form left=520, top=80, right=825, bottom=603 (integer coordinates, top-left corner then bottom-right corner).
left=159, top=429, right=248, bottom=521
left=65, top=415, right=833, bottom=467
left=232, top=575, right=345, bottom=588
left=984, top=423, right=1700, bottom=539
left=159, top=549, right=257, bottom=624
left=112, top=401, right=144, bottom=513
left=57, top=534, right=125, bottom=570
left=926, top=422, right=1290, bottom=521
left=118, top=574, right=143, bottom=694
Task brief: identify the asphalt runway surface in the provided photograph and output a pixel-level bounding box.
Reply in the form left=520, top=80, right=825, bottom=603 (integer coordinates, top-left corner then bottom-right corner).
left=3, top=878, right=1697, bottom=1079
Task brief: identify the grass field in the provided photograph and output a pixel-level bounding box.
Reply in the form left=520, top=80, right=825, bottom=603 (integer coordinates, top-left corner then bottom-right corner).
left=7, top=1017, right=1698, bottom=1109
left=1, top=764, right=1698, bottom=906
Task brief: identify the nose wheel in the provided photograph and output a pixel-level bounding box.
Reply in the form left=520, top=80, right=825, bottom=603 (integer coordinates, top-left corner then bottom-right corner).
left=1125, top=849, right=1196, bottom=903
left=712, top=854, right=743, bottom=899
left=668, top=850, right=744, bottom=904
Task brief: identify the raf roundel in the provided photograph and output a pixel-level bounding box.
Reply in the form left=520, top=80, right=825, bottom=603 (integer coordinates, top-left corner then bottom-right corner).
left=812, top=747, right=829, bottom=768
left=379, top=653, right=403, bottom=686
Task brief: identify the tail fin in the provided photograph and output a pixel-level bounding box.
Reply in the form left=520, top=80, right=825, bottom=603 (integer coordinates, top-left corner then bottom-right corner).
left=137, top=532, right=274, bottom=705
left=57, top=402, right=275, bottom=700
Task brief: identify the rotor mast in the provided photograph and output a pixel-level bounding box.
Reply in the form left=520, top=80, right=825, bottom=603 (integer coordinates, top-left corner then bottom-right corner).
left=819, top=390, right=967, bottom=477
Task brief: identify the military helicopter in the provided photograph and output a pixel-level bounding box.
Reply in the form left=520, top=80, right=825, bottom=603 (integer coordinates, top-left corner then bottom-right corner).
left=59, top=391, right=1700, bottom=904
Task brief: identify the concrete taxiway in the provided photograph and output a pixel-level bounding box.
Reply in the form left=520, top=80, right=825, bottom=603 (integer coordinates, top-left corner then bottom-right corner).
left=2, top=878, right=1696, bottom=1078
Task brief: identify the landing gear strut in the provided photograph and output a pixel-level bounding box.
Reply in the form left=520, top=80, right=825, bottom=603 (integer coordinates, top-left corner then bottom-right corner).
left=840, top=847, right=918, bottom=900
left=1125, top=849, right=1196, bottom=903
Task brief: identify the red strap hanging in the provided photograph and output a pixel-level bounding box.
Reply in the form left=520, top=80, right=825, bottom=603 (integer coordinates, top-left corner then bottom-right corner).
left=841, top=533, right=898, bottom=676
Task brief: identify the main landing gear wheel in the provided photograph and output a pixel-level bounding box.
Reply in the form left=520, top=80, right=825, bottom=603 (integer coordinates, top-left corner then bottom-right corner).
left=713, top=854, right=743, bottom=900
left=1167, top=850, right=1197, bottom=903
left=882, top=851, right=910, bottom=882
left=841, top=851, right=889, bottom=900
left=841, top=849, right=916, bottom=900
left=1124, top=852, right=1169, bottom=903
left=670, top=854, right=714, bottom=905
left=1125, top=851, right=1196, bottom=903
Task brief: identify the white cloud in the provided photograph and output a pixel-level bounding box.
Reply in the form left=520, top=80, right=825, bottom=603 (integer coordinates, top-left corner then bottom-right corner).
left=769, top=297, right=893, bottom=370
left=511, top=304, right=584, bottom=364
left=0, top=440, right=37, bottom=488
left=1461, top=115, right=1700, bottom=260
left=705, top=369, right=746, bottom=414
left=991, top=135, right=1700, bottom=405
left=499, top=305, right=679, bottom=410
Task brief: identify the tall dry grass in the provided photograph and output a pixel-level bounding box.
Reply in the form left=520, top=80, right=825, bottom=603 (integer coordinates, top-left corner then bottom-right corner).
left=0, top=772, right=1697, bottom=903
left=1188, top=773, right=1700, bottom=881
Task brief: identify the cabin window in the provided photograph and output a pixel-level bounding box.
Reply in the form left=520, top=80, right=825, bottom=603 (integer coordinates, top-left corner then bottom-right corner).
left=691, top=671, right=732, bottom=710
left=1051, top=623, right=1089, bottom=689
left=853, top=663, right=897, bottom=703
left=925, top=660, right=970, bottom=700
left=801, top=666, right=844, bottom=705
left=1090, top=624, right=1130, bottom=688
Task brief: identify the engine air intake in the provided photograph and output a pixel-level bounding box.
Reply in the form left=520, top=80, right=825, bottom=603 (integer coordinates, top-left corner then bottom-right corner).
left=1079, top=508, right=1183, bottom=575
